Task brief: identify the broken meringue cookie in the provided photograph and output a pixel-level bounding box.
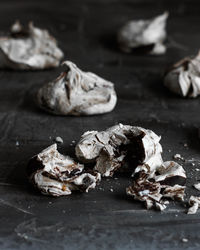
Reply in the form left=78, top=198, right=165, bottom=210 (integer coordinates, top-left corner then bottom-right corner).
left=37, top=61, right=117, bottom=115
left=75, top=123, right=163, bottom=177
left=127, top=161, right=186, bottom=211
left=117, top=12, right=168, bottom=55
left=164, top=52, right=200, bottom=98
left=27, top=144, right=101, bottom=196
left=0, top=21, right=63, bottom=70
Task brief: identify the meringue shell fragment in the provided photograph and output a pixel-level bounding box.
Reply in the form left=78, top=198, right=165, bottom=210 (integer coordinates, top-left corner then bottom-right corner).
left=27, top=144, right=101, bottom=196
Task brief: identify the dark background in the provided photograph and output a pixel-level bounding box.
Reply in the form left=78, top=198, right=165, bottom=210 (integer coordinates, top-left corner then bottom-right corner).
left=0, top=0, right=200, bottom=249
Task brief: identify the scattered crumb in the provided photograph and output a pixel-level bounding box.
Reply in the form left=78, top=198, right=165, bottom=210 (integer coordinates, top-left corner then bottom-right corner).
left=182, top=238, right=188, bottom=243
left=16, top=141, right=19, bottom=147
left=184, top=143, right=188, bottom=147
left=195, top=168, right=200, bottom=171
left=168, top=149, right=171, bottom=153
left=173, top=154, right=184, bottom=161
left=110, top=188, right=113, bottom=192
left=70, top=140, right=76, bottom=146
left=55, top=136, right=63, bottom=144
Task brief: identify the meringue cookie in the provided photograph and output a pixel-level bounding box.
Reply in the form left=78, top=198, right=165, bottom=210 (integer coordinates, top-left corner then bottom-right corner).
left=164, top=52, right=200, bottom=97
left=118, top=12, right=168, bottom=55
left=0, top=21, right=63, bottom=70
left=37, top=61, right=117, bottom=115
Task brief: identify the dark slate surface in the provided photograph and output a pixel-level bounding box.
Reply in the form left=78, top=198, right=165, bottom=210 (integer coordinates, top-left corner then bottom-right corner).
left=0, top=0, right=200, bottom=249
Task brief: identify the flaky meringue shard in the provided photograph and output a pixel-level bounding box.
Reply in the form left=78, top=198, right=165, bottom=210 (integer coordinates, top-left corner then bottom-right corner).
left=37, top=61, right=117, bottom=115
left=0, top=21, right=63, bottom=70
left=27, top=144, right=101, bottom=196
left=117, top=12, right=168, bottom=55
left=164, top=52, right=200, bottom=98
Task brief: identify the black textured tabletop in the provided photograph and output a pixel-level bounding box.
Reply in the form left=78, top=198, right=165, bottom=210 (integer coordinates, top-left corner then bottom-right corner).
left=1, top=0, right=200, bottom=249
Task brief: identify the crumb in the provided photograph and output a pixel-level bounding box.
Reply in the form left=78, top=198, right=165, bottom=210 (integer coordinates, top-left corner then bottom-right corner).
left=173, top=154, right=184, bottom=161
left=16, top=141, right=19, bottom=147
left=182, top=238, right=188, bottom=243
left=184, top=143, right=188, bottom=147
left=168, top=149, right=171, bottom=152
left=195, top=168, right=200, bottom=171
left=110, top=188, right=113, bottom=192
left=70, top=140, right=76, bottom=146
left=55, top=136, right=63, bottom=144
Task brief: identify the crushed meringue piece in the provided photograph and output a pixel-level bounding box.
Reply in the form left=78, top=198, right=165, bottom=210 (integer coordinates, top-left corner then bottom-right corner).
left=127, top=161, right=186, bottom=211
left=187, top=196, right=200, bottom=214
left=27, top=144, right=101, bottom=196
left=117, top=12, right=168, bottom=55
left=164, top=51, right=200, bottom=98
left=37, top=61, right=117, bottom=116
left=75, top=124, right=163, bottom=177
left=0, top=21, right=63, bottom=70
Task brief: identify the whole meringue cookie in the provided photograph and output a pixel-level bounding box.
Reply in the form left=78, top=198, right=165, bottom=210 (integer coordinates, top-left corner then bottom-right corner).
left=117, top=12, right=168, bottom=55
left=164, top=52, right=200, bottom=98
left=37, top=61, right=117, bottom=115
left=0, top=21, right=63, bottom=70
